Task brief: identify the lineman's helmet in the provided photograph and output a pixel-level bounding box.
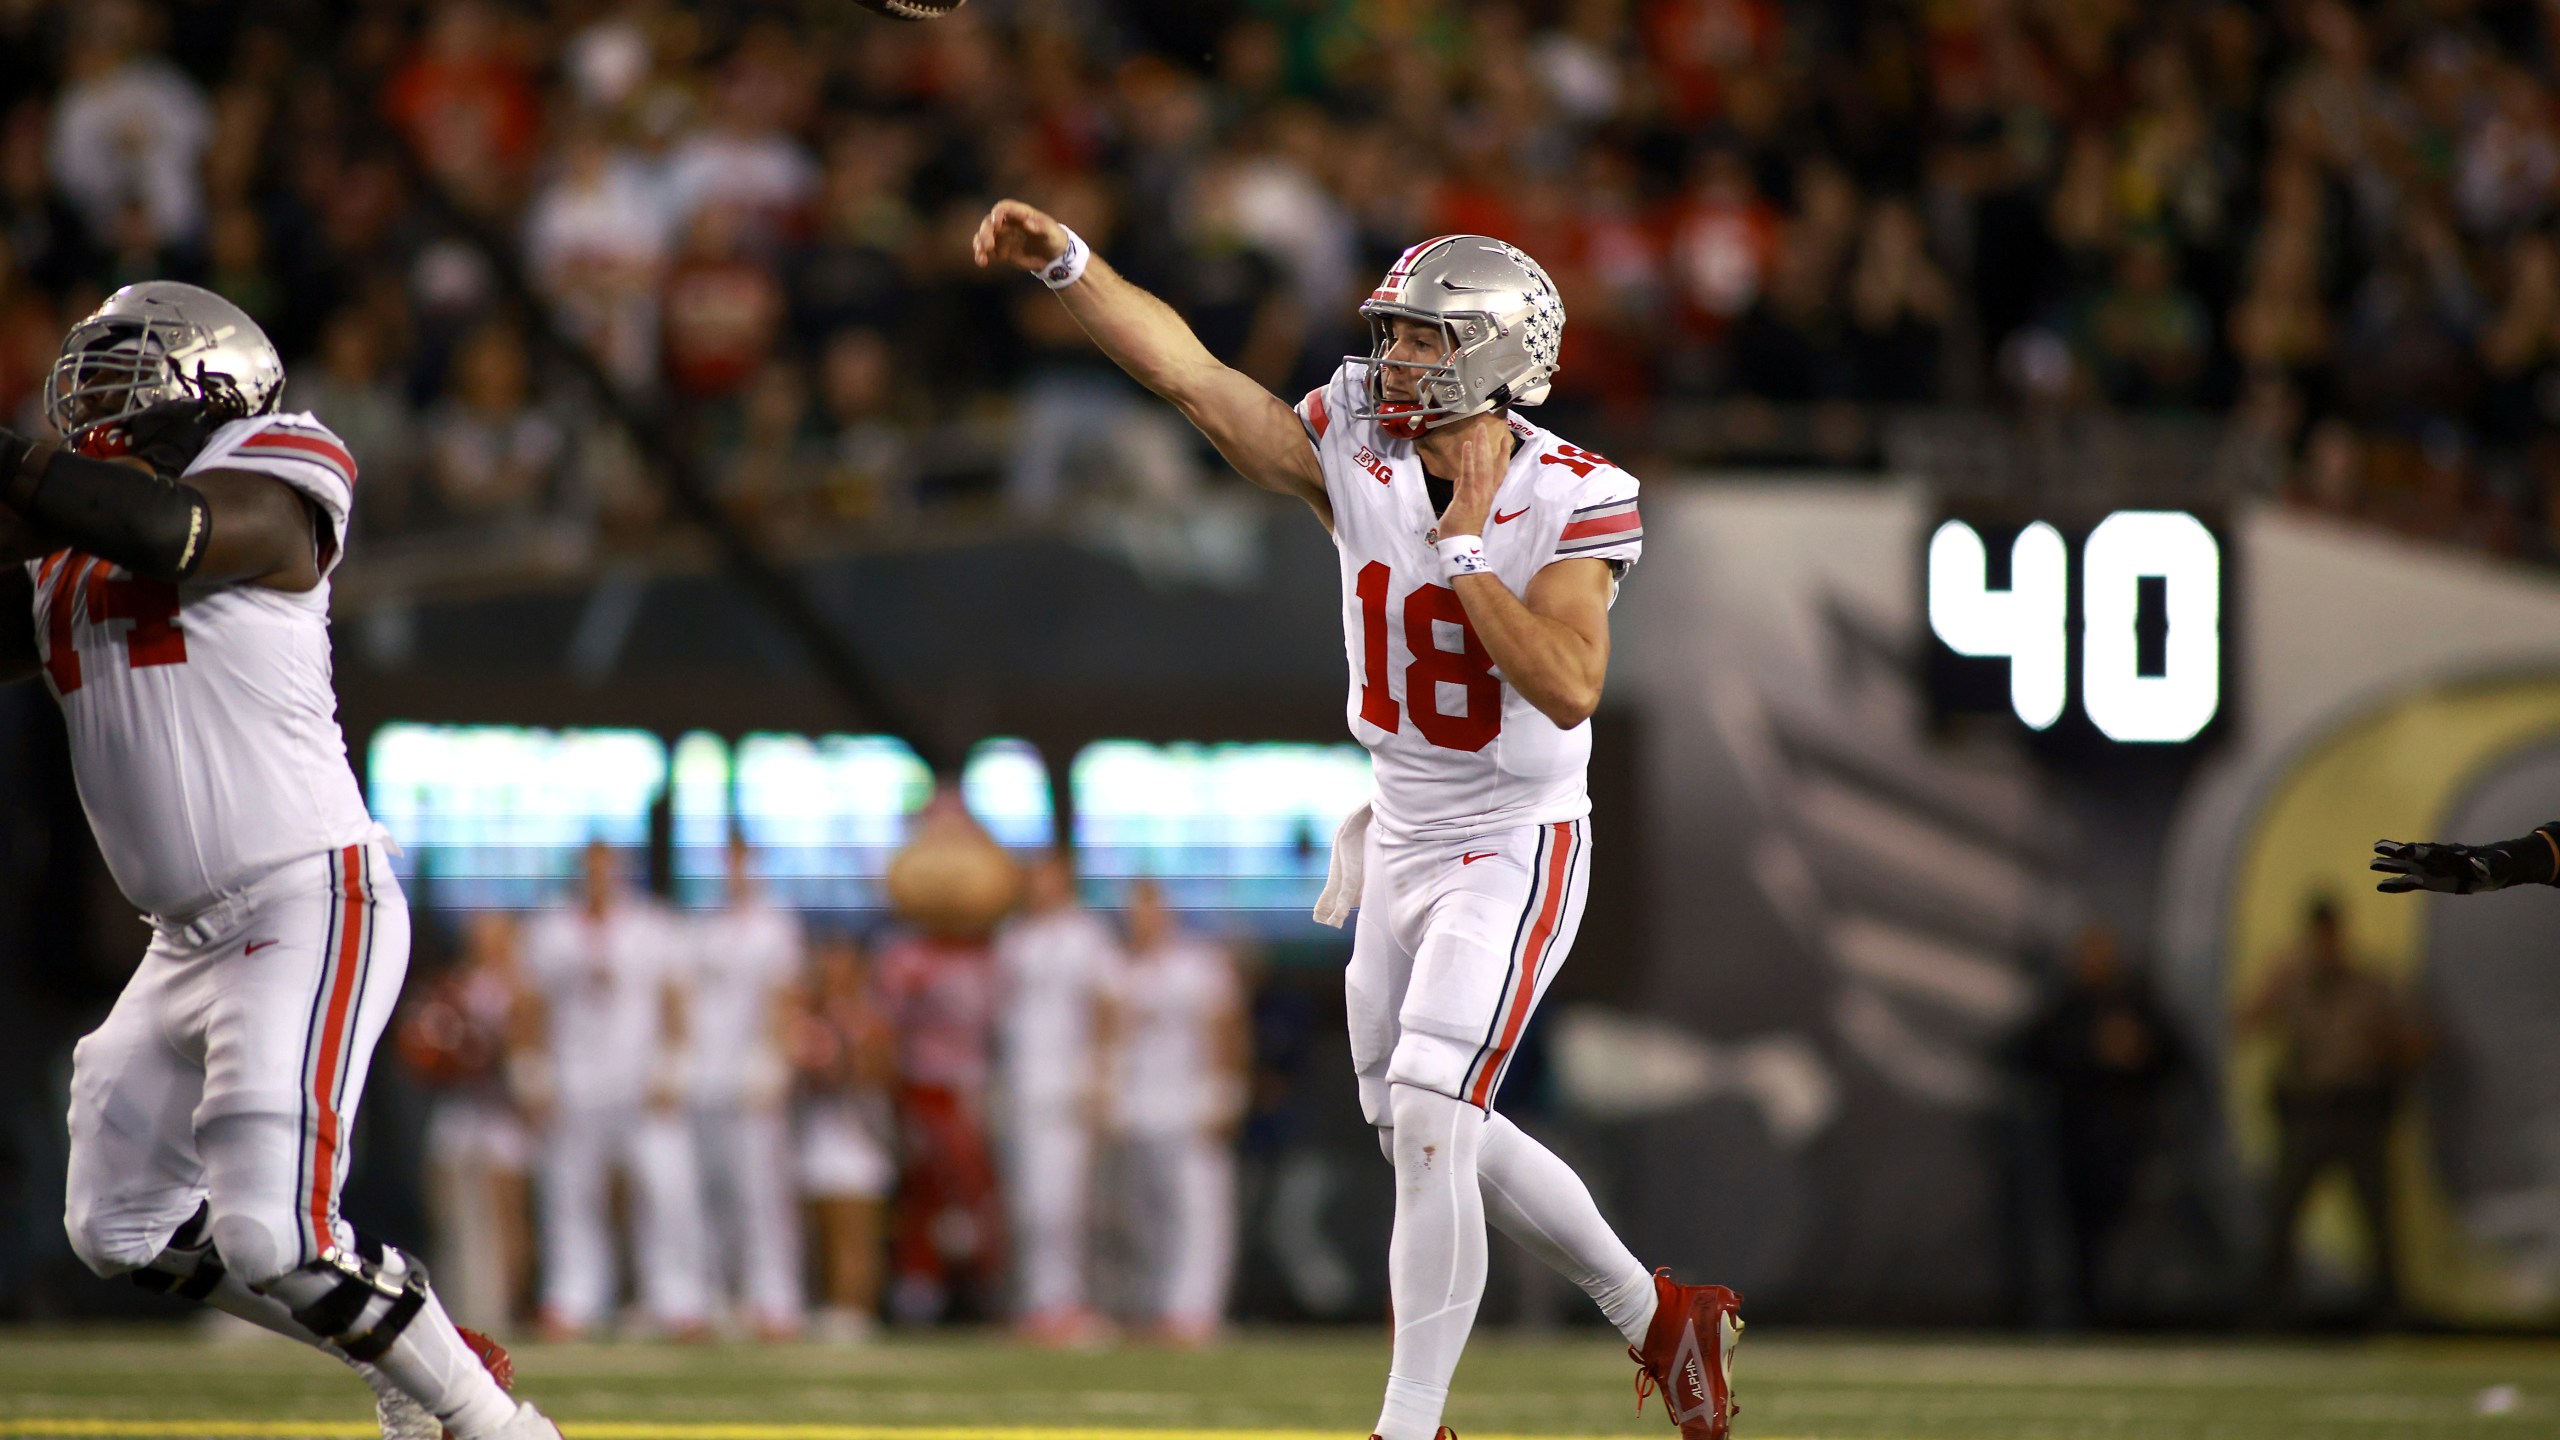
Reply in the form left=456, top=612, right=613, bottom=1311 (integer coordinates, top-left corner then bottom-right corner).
left=43, top=281, right=285, bottom=444
left=1352, top=235, right=1564, bottom=439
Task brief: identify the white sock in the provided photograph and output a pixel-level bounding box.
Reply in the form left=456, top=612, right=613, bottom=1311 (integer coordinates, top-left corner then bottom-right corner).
left=1479, top=1112, right=1657, bottom=1346
left=1375, top=1083, right=1486, bottom=1440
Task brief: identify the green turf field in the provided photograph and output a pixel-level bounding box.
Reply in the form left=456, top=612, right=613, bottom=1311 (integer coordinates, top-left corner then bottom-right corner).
left=0, top=1327, right=2554, bottom=1439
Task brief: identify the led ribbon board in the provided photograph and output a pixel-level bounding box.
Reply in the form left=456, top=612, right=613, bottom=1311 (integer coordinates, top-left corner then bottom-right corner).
left=1925, top=510, right=2226, bottom=745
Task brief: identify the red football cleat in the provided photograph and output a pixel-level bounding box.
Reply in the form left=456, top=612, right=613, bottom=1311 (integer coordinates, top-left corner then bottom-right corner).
left=460, top=1328, right=513, bottom=1391
left=1630, top=1268, right=1743, bottom=1440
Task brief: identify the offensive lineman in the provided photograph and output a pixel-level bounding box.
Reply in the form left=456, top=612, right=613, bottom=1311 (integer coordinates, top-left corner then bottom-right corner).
left=0, top=284, right=556, bottom=1438
left=974, top=207, right=1743, bottom=1439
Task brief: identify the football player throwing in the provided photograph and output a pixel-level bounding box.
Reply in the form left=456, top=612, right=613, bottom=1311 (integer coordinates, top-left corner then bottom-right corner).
left=976, top=205, right=1742, bottom=1440
left=0, top=284, right=557, bottom=1440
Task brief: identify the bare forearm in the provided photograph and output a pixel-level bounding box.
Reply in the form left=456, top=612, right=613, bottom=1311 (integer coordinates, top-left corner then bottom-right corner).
left=1054, top=255, right=1223, bottom=404
left=1452, top=573, right=1605, bottom=726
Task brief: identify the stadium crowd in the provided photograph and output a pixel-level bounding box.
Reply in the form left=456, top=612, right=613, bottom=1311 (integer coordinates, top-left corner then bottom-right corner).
left=9, top=0, right=2560, bottom=560
left=396, top=834, right=1247, bottom=1341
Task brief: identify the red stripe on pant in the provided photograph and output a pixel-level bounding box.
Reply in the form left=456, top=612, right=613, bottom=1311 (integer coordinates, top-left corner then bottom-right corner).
left=1467, top=822, right=1575, bottom=1108
left=305, top=845, right=367, bottom=1254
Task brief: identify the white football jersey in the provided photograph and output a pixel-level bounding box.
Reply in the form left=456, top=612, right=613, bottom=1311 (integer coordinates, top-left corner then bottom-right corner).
left=521, top=899, right=682, bottom=1111
left=1294, top=364, right=1644, bottom=840
left=680, top=895, right=803, bottom=1104
left=27, top=412, right=372, bottom=920
left=1104, top=935, right=1240, bottom=1135
left=994, top=906, right=1119, bottom=1111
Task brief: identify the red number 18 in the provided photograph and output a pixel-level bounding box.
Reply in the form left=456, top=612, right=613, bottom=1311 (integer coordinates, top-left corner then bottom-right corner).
left=1355, top=561, right=1501, bottom=752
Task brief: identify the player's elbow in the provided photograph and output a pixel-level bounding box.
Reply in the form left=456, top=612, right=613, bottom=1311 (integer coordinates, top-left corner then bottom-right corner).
left=1535, top=678, right=1603, bottom=729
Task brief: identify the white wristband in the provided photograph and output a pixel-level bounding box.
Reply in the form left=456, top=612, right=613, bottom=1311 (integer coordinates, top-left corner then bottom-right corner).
left=1437, top=533, right=1492, bottom=580
left=1039, top=227, right=1091, bottom=290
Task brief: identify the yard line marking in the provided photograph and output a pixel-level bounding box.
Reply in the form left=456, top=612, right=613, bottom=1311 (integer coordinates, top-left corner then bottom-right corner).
left=0, top=1414, right=1761, bottom=1424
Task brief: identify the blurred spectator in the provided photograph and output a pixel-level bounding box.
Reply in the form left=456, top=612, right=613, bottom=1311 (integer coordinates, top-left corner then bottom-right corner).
left=993, top=852, right=1118, bottom=1344
left=523, top=118, right=673, bottom=395
left=17, top=0, right=2560, bottom=567
left=791, top=933, right=898, bottom=1344
left=1846, top=199, right=1952, bottom=403
left=2009, top=923, right=2180, bottom=1324
left=661, top=205, right=783, bottom=403
left=708, top=358, right=826, bottom=521
left=874, top=919, right=1002, bottom=1323
left=1100, top=878, right=1246, bottom=1344
left=2240, top=897, right=2432, bottom=1325
left=394, top=912, right=535, bottom=1334
left=288, top=306, right=423, bottom=538
left=814, top=328, right=914, bottom=522
left=47, top=0, right=210, bottom=261
left=383, top=0, right=540, bottom=214
left=2079, top=234, right=2211, bottom=407
left=1001, top=177, right=1202, bottom=518
left=685, top=836, right=807, bottom=1339
left=422, top=317, right=566, bottom=528
left=518, top=839, right=709, bottom=1340
left=660, top=23, right=819, bottom=249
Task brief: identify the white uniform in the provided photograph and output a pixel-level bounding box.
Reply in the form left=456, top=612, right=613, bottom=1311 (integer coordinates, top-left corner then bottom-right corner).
left=1104, top=936, right=1241, bottom=1327
left=993, top=906, right=1117, bottom=1318
left=681, top=896, right=803, bottom=1330
left=520, top=900, right=709, bottom=1333
left=1292, top=368, right=1640, bottom=1123
left=54, top=415, right=412, bottom=1285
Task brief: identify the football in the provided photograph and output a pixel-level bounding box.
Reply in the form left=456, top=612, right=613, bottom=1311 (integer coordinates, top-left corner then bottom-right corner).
left=848, top=0, right=969, bottom=19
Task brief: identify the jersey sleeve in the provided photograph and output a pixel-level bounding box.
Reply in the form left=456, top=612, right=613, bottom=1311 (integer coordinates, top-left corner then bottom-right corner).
left=1554, top=467, right=1643, bottom=572
left=189, top=413, right=358, bottom=575
left=1293, top=362, right=1363, bottom=470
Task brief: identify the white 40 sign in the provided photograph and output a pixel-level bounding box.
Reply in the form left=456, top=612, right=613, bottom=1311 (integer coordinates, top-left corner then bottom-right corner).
left=1927, top=511, right=2222, bottom=743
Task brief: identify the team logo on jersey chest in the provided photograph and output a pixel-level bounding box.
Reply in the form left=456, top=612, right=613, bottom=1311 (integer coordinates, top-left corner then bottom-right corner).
left=1352, top=445, right=1394, bottom=486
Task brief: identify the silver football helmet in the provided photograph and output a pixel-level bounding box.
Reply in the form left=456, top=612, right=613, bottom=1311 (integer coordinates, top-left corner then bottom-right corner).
left=43, top=282, right=285, bottom=442
left=1352, top=235, right=1565, bottom=438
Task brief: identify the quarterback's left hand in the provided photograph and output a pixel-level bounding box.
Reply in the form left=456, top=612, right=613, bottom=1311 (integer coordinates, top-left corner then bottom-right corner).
left=2372, top=839, right=2501, bottom=894
left=1435, top=412, right=1511, bottom=537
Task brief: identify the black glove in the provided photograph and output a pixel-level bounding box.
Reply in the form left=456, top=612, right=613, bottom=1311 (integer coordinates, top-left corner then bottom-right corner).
left=108, top=399, right=222, bottom=481
left=2371, top=840, right=2505, bottom=894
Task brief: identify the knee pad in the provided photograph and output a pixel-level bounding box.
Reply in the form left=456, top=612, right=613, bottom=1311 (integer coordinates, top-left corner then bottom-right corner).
left=1383, top=1031, right=1477, bottom=1108
left=1374, top=1126, right=1395, bottom=1165
left=258, top=1235, right=434, bottom=1363
left=207, top=1209, right=293, bottom=1289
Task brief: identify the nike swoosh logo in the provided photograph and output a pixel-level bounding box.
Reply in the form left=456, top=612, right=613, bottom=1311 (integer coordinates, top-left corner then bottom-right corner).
left=244, top=939, right=281, bottom=955
left=1493, top=507, right=1529, bottom=524
left=1460, top=851, right=1499, bottom=865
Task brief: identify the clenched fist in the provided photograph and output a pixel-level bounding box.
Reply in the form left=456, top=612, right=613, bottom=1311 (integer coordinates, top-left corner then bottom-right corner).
left=971, top=199, right=1070, bottom=273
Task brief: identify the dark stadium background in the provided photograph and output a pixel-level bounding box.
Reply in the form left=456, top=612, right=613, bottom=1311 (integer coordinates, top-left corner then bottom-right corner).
left=4, top=0, right=2560, bottom=1340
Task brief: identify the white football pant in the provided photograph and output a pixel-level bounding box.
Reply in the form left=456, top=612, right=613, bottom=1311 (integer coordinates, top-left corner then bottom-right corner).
left=537, top=1105, right=708, bottom=1331
left=1005, top=1105, right=1092, bottom=1317
left=1118, top=1129, right=1236, bottom=1327
left=692, top=1102, right=802, bottom=1329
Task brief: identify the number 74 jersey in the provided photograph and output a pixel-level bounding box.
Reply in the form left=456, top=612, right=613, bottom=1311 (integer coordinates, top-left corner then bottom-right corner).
left=26, top=412, right=376, bottom=921
left=1295, top=363, right=1644, bottom=841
